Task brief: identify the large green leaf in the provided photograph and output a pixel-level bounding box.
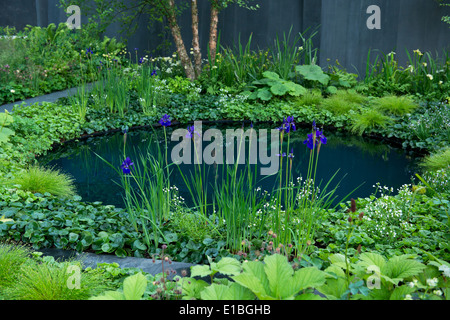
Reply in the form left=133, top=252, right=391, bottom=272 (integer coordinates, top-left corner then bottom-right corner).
left=256, top=88, right=273, bottom=101
left=382, top=256, right=426, bottom=281
left=123, top=272, right=147, bottom=300
left=296, top=64, right=330, bottom=85
left=358, top=252, right=386, bottom=269
left=0, top=127, right=15, bottom=144
left=200, top=283, right=255, bottom=300
left=262, top=71, right=281, bottom=80
left=270, top=83, right=290, bottom=96
left=389, top=285, right=415, bottom=300
left=328, top=253, right=350, bottom=270
left=200, top=283, right=228, bottom=300
left=0, top=112, right=13, bottom=126
left=317, top=277, right=348, bottom=300
left=264, top=254, right=295, bottom=299
left=215, top=257, right=242, bottom=276
left=232, top=261, right=273, bottom=300
left=292, top=267, right=327, bottom=292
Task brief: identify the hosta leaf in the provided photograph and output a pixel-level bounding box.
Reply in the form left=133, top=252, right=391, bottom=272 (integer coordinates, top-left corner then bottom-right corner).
left=357, top=252, right=386, bottom=270
left=232, top=261, right=272, bottom=300
left=292, top=267, right=327, bottom=292
left=123, top=272, right=147, bottom=300
left=389, top=285, right=415, bottom=300
left=216, top=257, right=241, bottom=276
left=295, top=292, right=326, bottom=300
left=200, top=283, right=228, bottom=300
left=264, top=254, right=295, bottom=299
left=190, top=265, right=213, bottom=278
left=383, top=256, right=426, bottom=281
left=328, top=253, right=349, bottom=270
left=317, top=277, right=348, bottom=300
left=223, top=282, right=255, bottom=300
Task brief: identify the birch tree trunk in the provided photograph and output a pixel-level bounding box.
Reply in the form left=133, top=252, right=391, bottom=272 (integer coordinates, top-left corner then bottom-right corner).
left=209, top=0, right=220, bottom=64
left=191, top=0, right=202, bottom=78
left=167, top=0, right=196, bottom=79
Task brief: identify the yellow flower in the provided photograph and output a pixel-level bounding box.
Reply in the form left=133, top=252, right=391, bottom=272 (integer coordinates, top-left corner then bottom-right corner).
left=426, top=74, right=433, bottom=80
left=413, top=49, right=423, bottom=56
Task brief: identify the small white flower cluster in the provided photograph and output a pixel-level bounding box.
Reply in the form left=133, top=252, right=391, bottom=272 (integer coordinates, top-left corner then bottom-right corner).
left=362, top=184, right=414, bottom=241
left=150, top=55, right=183, bottom=75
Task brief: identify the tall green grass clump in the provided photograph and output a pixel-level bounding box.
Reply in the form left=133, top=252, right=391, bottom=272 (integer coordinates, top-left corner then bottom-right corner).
left=295, top=89, right=323, bottom=107
left=12, top=166, right=77, bottom=198
left=3, top=260, right=106, bottom=300
left=351, top=108, right=392, bottom=135
left=319, top=90, right=363, bottom=115
left=420, top=147, right=450, bottom=171
left=373, top=95, right=419, bottom=116
left=0, top=242, right=30, bottom=293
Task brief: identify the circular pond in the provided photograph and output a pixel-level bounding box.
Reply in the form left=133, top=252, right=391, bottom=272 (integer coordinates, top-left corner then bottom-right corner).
left=39, top=123, right=422, bottom=208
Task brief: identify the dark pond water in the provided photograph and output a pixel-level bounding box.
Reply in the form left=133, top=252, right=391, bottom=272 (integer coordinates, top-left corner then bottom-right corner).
left=39, top=123, right=422, bottom=209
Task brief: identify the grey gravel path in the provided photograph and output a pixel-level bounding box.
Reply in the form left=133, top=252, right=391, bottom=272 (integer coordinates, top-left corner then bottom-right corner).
left=0, top=83, right=96, bottom=113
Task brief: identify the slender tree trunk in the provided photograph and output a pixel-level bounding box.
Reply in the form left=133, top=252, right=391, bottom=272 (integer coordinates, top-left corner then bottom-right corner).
left=167, top=0, right=196, bottom=79
left=209, top=0, right=220, bottom=65
left=191, top=0, right=202, bottom=78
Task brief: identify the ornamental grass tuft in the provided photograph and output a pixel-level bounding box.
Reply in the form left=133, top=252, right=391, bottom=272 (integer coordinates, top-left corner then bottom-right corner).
left=11, top=165, right=77, bottom=198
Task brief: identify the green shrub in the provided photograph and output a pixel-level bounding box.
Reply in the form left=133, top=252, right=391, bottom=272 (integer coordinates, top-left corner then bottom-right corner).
left=11, top=165, right=77, bottom=198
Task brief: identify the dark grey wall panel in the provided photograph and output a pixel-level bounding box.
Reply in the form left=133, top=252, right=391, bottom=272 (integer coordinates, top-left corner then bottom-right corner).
left=1, top=0, right=449, bottom=78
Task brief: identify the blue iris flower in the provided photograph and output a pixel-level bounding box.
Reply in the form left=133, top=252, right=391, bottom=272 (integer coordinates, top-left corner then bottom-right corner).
left=159, top=114, right=171, bottom=127
left=121, top=157, right=134, bottom=174
left=186, top=125, right=200, bottom=139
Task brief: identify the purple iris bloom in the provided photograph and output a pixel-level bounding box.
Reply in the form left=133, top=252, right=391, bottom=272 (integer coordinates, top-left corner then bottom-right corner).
left=151, top=69, right=157, bottom=76
left=86, top=47, right=93, bottom=55
left=121, top=157, right=134, bottom=174
left=303, top=122, right=327, bottom=150
left=316, top=130, right=327, bottom=145
left=186, top=125, right=200, bottom=139
left=303, top=133, right=315, bottom=150
left=277, top=116, right=296, bottom=133
left=277, top=152, right=286, bottom=157
left=159, top=114, right=171, bottom=127
left=288, top=148, right=295, bottom=158
left=138, top=57, right=144, bottom=65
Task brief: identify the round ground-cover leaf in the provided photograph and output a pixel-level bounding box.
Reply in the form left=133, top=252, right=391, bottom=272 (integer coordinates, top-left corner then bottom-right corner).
left=69, top=232, right=79, bottom=243
left=163, top=232, right=178, bottom=243
left=132, top=239, right=147, bottom=251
